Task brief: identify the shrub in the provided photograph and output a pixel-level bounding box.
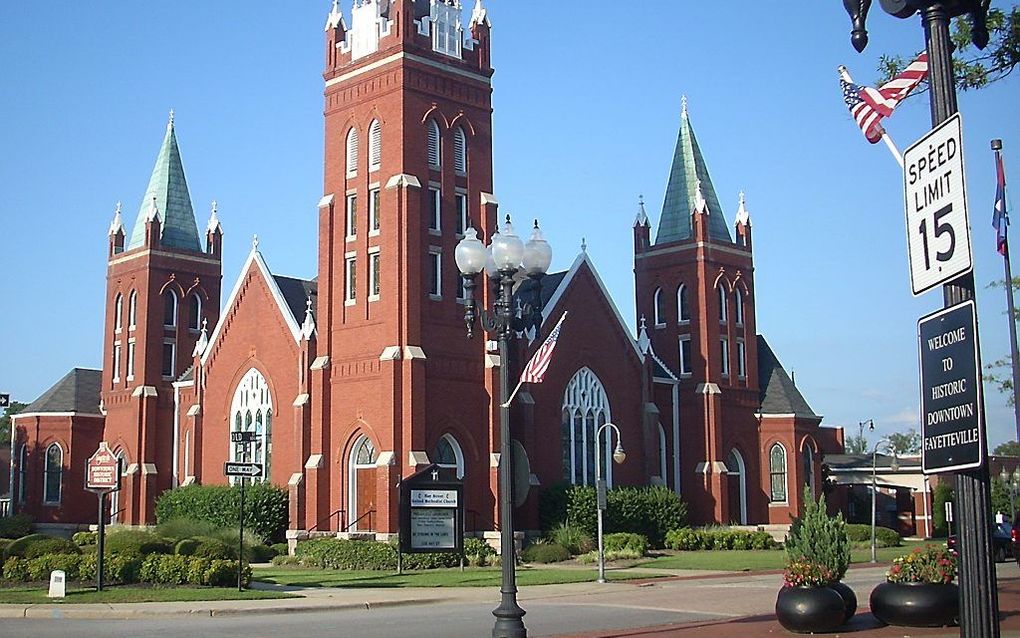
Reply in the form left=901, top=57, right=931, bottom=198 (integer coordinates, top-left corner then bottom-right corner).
left=247, top=544, right=278, bottom=563
left=845, top=524, right=901, bottom=547
left=72, top=531, right=98, bottom=546
left=547, top=523, right=593, bottom=556
left=27, top=554, right=82, bottom=582
left=402, top=551, right=461, bottom=570
left=464, top=537, right=496, bottom=567
left=887, top=545, right=957, bottom=584
left=156, top=518, right=219, bottom=543
left=664, top=528, right=777, bottom=551
left=2, top=558, right=29, bottom=582
left=522, top=542, right=570, bottom=564
left=105, top=530, right=173, bottom=557
left=155, top=483, right=288, bottom=543
left=272, top=555, right=301, bottom=567
left=575, top=548, right=643, bottom=564
left=175, top=538, right=201, bottom=556
left=24, top=537, right=82, bottom=559
left=4, top=534, right=59, bottom=560
left=664, top=528, right=700, bottom=551
left=140, top=554, right=192, bottom=585
left=0, top=514, right=33, bottom=539
left=137, top=554, right=250, bottom=587
left=193, top=537, right=235, bottom=560
left=206, top=559, right=249, bottom=587
left=271, top=542, right=290, bottom=557
left=932, top=482, right=955, bottom=538
left=604, top=533, right=648, bottom=556
left=539, top=484, right=686, bottom=549
left=784, top=488, right=850, bottom=585
left=295, top=538, right=397, bottom=571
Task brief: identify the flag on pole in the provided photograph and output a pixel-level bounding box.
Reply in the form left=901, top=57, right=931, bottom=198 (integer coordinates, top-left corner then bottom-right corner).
left=841, top=53, right=928, bottom=144
left=994, top=152, right=1009, bottom=256
left=520, top=313, right=567, bottom=384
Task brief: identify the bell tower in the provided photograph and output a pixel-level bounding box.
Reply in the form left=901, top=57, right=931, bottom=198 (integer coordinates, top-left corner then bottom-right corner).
left=101, top=113, right=223, bottom=525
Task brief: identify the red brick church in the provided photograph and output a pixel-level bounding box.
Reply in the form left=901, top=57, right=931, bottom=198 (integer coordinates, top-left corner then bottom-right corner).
left=10, top=0, right=842, bottom=536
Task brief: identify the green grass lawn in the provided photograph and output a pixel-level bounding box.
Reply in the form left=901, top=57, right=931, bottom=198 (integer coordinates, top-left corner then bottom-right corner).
left=254, top=566, right=663, bottom=588
left=0, top=585, right=299, bottom=605
left=635, top=540, right=933, bottom=572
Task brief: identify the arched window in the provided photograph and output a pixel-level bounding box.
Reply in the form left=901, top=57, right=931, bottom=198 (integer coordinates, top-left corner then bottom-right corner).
left=349, top=435, right=377, bottom=531
left=368, top=119, right=382, bottom=171
left=44, top=443, right=63, bottom=504
left=734, top=288, right=744, bottom=326
left=229, top=368, right=273, bottom=483
left=561, top=368, right=612, bottom=487
left=188, top=294, right=202, bottom=331
left=163, top=290, right=178, bottom=328
left=114, top=293, right=123, bottom=331
left=346, top=127, right=359, bottom=175
left=453, top=126, right=467, bottom=173
left=677, top=284, right=690, bottom=323
left=769, top=443, right=788, bottom=503
left=717, top=284, right=728, bottom=323
left=128, top=290, right=138, bottom=330
left=434, top=433, right=465, bottom=479
left=653, top=287, right=665, bottom=326
left=658, top=423, right=668, bottom=487
left=802, top=445, right=815, bottom=497
left=16, top=444, right=27, bottom=504
left=726, top=449, right=748, bottom=524
left=427, top=120, right=441, bottom=167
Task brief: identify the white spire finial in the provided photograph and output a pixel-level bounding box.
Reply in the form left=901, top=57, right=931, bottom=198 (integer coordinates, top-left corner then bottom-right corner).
left=470, top=0, right=490, bottom=27
left=252, top=234, right=259, bottom=250
left=168, top=109, right=175, bottom=129
left=109, top=202, right=124, bottom=236
left=634, top=195, right=649, bottom=227
left=735, top=191, right=751, bottom=226
left=301, top=295, right=316, bottom=340
left=192, top=318, right=209, bottom=357
left=147, top=196, right=159, bottom=222
left=694, top=179, right=708, bottom=214
left=207, top=200, right=222, bottom=233
left=325, top=0, right=346, bottom=31
left=637, top=315, right=651, bottom=354
left=581, top=237, right=587, bottom=253
left=681, top=95, right=688, bottom=120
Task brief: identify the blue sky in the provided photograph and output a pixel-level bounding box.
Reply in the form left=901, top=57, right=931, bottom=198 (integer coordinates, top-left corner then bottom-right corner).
left=1, top=2, right=1019, bottom=450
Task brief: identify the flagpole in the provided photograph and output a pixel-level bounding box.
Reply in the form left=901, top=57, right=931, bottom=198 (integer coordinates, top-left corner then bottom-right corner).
left=994, top=140, right=1020, bottom=445
left=838, top=66, right=904, bottom=168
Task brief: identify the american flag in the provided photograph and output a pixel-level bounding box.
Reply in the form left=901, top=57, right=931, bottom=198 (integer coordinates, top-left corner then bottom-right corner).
left=520, top=313, right=567, bottom=384
left=993, top=151, right=1009, bottom=256
left=841, top=53, right=928, bottom=144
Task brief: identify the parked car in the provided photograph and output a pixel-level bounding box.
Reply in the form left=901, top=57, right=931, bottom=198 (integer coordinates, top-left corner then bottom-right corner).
left=947, top=522, right=1013, bottom=563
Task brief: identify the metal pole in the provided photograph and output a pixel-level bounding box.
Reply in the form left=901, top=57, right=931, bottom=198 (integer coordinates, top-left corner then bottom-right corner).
left=7, top=414, right=15, bottom=517
left=871, top=448, right=878, bottom=563
left=994, top=140, right=1020, bottom=444
left=238, top=477, right=245, bottom=592
left=596, top=433, right=605, bottom=584
left=97, top=491, right=106, bottom=592
left=921, top=6, right=999, bottom=636
left=492, top=272, right=526, bottom=638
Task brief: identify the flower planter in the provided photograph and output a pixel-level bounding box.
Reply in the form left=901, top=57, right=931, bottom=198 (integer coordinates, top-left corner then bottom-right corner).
left=830, top=581, right=857, bottom=623
left=869, top=581, right=959, bottom=627
left=775, top=585, right=845, bottom=634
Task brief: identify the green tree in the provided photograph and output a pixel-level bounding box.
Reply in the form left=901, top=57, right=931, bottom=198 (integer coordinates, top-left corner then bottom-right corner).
left=886, top=429, right=921, bottom=456
left=932, top=482, right=956, bottom=538
left=992, top=476, right=1018, bottom=518
left=0, top=401, right=28, bottom=448
left=995, top=440, right=1020, bottom=456
left=879, top=6, right=1020, bottom=91
left=984, top=278, right=1020, bottom=405
left=785, top=488, right=851, bottom=583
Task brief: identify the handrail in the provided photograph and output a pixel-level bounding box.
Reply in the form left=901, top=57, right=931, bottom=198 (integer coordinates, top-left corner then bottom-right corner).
left=309, top=508, right=345, bottom=533
left=342, top=509, right=375, bottom=532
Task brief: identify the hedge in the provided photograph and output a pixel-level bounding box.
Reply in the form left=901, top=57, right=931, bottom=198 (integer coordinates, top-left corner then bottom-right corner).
left=73, top=531, right=98, bottom=546
left=192, top=537, right=235, bottom=560
left=0, top=514, right=33, bottom=539
left=105, top=530, right=173, bottom=557
left=3, top=534, right=58, bottom=560
left=664, top=528, right=778, bottom=551
left=1, top=554, right=247, bottom=587
left=294, top=538, right=474, bottom=571
left=603, top=533, right=649, bottom=555
left=538, top=484, right=687, bottom=548
left=845, top=524, right=901, bottom=547
left=521, top=543, right=570, bottom=563
left=155, top=483, right=288, bottom=543
left=23, top=538, right=81, bottom=559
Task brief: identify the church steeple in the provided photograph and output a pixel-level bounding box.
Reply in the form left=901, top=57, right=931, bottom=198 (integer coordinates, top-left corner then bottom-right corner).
left=126, top=111, right=202, bottom=252
left=655, top=97, right=732, bottom=245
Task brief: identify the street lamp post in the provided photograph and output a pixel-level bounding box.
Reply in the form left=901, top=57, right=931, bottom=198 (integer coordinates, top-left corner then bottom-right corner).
left=456, top=216, right=552, bottom=638
left=842, top=5, right=999, bottom=635
left=594, top=422, right=626, bottom=584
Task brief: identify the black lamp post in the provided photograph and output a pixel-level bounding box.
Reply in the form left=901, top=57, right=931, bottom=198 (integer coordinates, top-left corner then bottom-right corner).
left=455, top=216, right=552, bottom=638
left=841, top=3, right=997, bottom=636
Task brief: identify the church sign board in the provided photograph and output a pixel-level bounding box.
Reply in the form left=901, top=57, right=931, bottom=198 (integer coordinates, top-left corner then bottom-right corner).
left=399, top=464, right=464, bottom=554
left=918, top=300, right=983, bottom=473
left=85, top=442, right=121, bottom=493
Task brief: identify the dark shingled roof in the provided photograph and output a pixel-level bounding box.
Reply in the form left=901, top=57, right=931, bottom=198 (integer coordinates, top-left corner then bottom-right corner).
left=23, top=368, right=102, bottom=415
left=824, top=453, right=914, bottom=471
left=757, top=335, right=818, bottom=419
left=273, top=275, right=318, bottom=325
left=513, top=270, right=567, bottom=312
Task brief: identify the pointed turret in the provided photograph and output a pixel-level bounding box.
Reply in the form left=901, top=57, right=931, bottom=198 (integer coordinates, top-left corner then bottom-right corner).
left=301, top=296, right=317, bottom=341
left=108, top=202, right=125, bottom=256
left=656, top=97, right=732, bottom=245
left=469, top=0, right=492, bottom=70
left=126, top=111, right=202, bottom=253
left=633, top=195, right=651, bottom=253
left=144, top=196, right=162, bottom=248
left=206, top=200, right=223, bottom=257
left=734, top=191, right=752, bottom=249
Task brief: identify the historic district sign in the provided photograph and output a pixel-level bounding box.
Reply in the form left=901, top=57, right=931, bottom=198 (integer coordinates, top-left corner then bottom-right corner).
left=85, top=442, right=122, bottom=492
left=918, top=300, right=983, bottom=473
left=903, top=113, right=973, bottom=296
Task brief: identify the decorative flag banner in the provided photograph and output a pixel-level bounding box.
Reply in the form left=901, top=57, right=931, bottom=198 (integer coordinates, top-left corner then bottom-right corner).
left=501, top=312, right=567, bottom=408
left=840, top=52, right=929, bottom=145
left=993, top=151, right=1008, bottom=256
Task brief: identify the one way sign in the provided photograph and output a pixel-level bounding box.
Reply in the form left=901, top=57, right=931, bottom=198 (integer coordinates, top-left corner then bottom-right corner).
left=0, top=394, right=9, bottom=409
left=224, top=462, right=262, bottom=478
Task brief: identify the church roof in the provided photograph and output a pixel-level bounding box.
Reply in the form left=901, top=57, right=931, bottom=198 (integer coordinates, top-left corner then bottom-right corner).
left=20, top=368, right=102, bottom=415
left=514, top=270, right=567, bottom=312
left=273, top=275, right=318, bottom=324
left=126, top=114, right=202, bottom=252
left=757, top=335, right=818, bottom=419
left=655, top=101, right=732, bottom=245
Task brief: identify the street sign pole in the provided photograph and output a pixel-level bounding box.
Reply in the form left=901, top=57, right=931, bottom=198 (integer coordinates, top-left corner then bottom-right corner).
left=97, top=491, right=106, bottom=592
left=238, top=474, right=245, bottom=592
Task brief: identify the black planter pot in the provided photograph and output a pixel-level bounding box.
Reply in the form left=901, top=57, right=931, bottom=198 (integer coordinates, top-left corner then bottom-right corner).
left=775, top=586, right=845, bottom=634
left=869, top=581, right=959, bottom=627
left=830, top=581, right=857, bottom=623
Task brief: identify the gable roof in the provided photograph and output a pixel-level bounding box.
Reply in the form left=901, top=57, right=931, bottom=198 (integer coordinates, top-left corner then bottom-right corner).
left=273, top=275, right=318, bottom=324
left=757, top=335, right=819, bottom=419
left=126, top=115, right=202, bottom=252
left=655, top=104, right=733, bottom=245
left=20, top=368, right=102, bottom=416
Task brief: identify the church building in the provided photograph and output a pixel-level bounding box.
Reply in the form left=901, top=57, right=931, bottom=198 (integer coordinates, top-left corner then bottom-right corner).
left=10, top=0, right=843, bottom=537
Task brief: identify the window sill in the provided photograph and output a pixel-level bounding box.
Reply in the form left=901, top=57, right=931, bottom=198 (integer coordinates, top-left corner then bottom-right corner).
left=346, top=172, right=357, bottom=179
left=346, top=235, right=356, bottom=243
left=654, top=323, right=666, bottom=329
left=43, top=502, right=61, bottom=507
left=428, top=229, right=441, bottom=236
left=368, top=295, right=380, bottom=303
left=456, top=297, right=467, bottom=305
left=344, top=299, right=357, bottom=307
left=162, top=375, right=175, bottom=381
left=768, top=501, right=789, bottom=508
left=678, top=319, right=690, bottom=325
left=369, top=166, right=380, bottom=173
left=369, top=229, right=380, bottom=237
left=115, top=328, right=122, bottom=335
left=164, top=324, right=176, bottom=330
left=429, top=294, right=443, bottom=301
left=680, top=372, right=693, bottom=378
left=126, top=376, right=135, bottom=382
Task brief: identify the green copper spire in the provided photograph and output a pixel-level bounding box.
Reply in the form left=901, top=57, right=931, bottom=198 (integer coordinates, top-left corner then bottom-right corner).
left=126, top=111, right=202, bottom=252
left=655, top=97, right=732, bottom=244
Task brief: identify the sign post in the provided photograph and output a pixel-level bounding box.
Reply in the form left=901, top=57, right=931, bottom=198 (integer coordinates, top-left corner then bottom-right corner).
left=903, top=113, right=973, bottom=296
left=918, top=300, right=984, bottom=473
left=85, top=442, right=122, bottom=592
left=225, top=431, right=257, bottom=592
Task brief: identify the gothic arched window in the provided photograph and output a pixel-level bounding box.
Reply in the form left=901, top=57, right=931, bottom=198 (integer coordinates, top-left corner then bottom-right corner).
left=561, top=368, right=612, bottom=487
left=434, top=433, right=465, bottom=479
left=346, top=127, right=359, bottom=175
left=44, top=443, right=63, bottom=504
left=717, top=284, right=728, bottom=323
left=653, top=287, right=665, bottom=326
left=677, top=284, right=690, bottom=323
left=189, top=294, right=202, bottom=331
left=114, top=293, right=124, bottom=331
left=229, top=368, right=273, bottom=483
left=453, top=127, right=467, bottom=173
left=427, top=120, right=441, bottom=168
left=128, top=290, right=138, bottom=330
left=163, top=290, right=178, bottom=328
left=368, top=119, right=382, bottom=171
left=734, top=288, right=745, bottom=326
left=769, top=443, right=788, bottom=503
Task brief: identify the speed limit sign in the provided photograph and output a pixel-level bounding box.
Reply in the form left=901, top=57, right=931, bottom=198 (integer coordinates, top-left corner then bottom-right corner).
left=903, top=113, right=973, bottom=296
